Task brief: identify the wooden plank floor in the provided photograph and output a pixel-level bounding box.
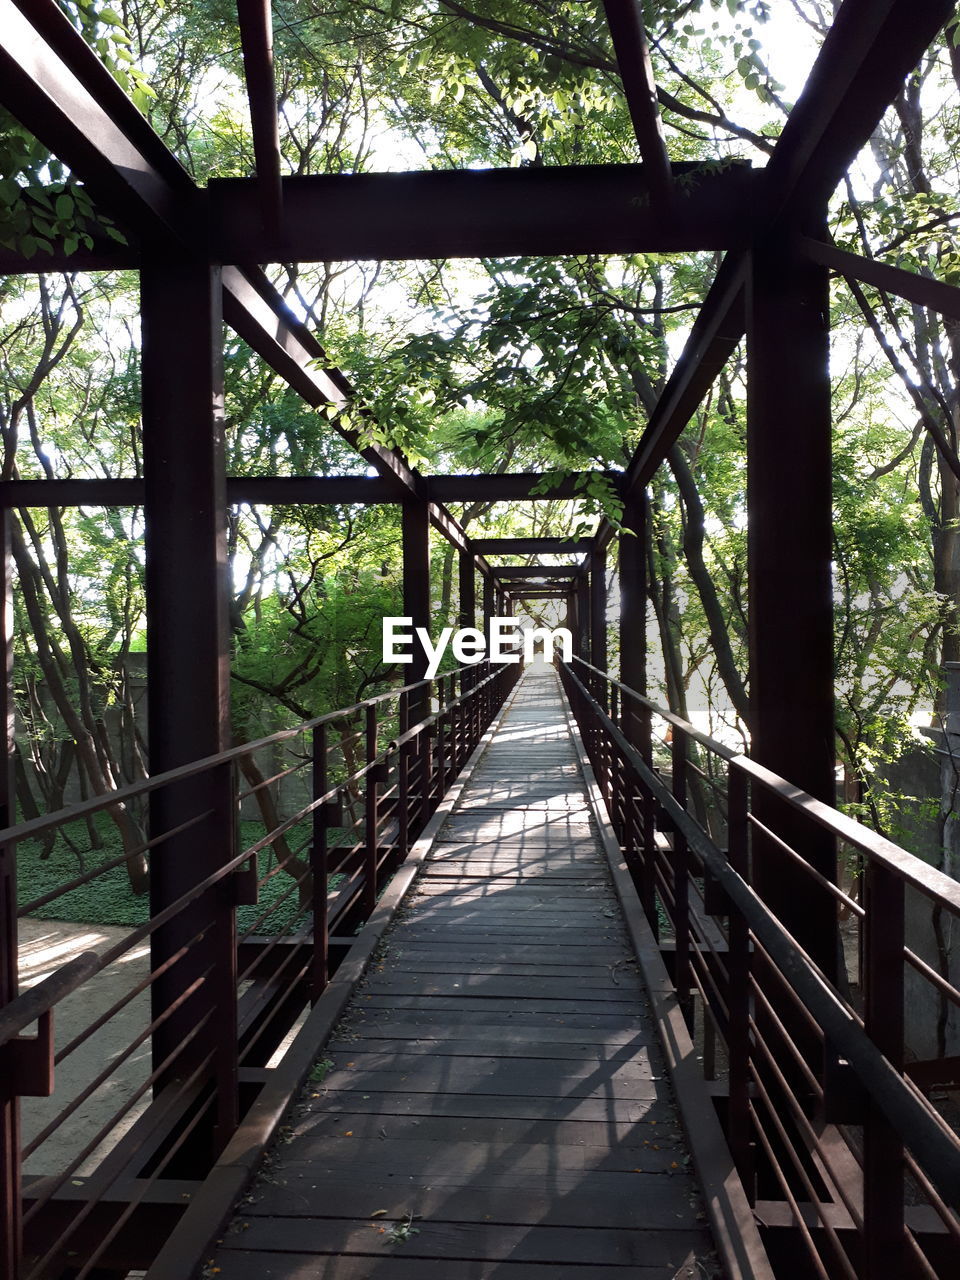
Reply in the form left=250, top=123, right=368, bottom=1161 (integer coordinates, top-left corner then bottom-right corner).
left=212, top=663, right=718, bottom=1279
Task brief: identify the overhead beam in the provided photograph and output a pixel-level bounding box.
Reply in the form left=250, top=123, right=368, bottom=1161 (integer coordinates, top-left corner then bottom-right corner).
left=503, top=587, right=576, bottom=597
left=493, top=566, right=579, bottom=580
left=509, top=591, right=570, bottom=600
left=0, top=476, right=417, bottom=507
left=801, top=235, right=960, bottom=321
left=0, top=478, right=144, bottom=507
left=0, top=0, right=195, bottom=241
left=622, top=252, right=747, bottom=501
left=0, top=157, right=757, bottom=270
left=426, top=471, right=622, bottom=502
left=0, top=472, right=620, bottom=512
left=220, top=267, right=407, bottom=490
left=601, top=0, right=673, bottom=207
left=0, top=241, right=135, bottom=273
left=208, top=163, right=758, bottom=262
left=471, top=538, right=592, bottom=556
left=236, top=0, right=283, bottom=233
left=227, top=475, right=398, bottom=505
left=763, top=0, right=955, bottom=219
left=225, top=275, right=497, bottom=578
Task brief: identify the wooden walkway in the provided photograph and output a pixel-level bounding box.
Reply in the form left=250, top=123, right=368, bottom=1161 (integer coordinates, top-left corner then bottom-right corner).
left=213, top=663, right=716, bottom=1279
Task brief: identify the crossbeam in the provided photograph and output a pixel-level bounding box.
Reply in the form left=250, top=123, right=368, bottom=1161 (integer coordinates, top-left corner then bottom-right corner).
left=493, top=566, right=579, bottom=580
left=427, top=472, right=621, bottom=502
left=236, top=0, right=282, bottom=232
left=801, top=235, right=960, bottom=321
left=208, top=162, right=755, bottom=261
left=510, top=591, right=570, bottom=599
left=0, top=475, right=613, bottom=512
left=471, top=538, right=592, bottom=556
left=601, top=0, right=673, bottom=207
left=622, top=252, right=747, bottom=504
left=764, top=0, right=955, bottom=219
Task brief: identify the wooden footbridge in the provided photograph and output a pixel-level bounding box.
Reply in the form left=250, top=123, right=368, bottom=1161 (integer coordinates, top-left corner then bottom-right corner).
left=4, top=0, right=960, bottom=1277
left=2, top=655, right=959, bottom=1279
left=207, top=663, right=722, bottom=1279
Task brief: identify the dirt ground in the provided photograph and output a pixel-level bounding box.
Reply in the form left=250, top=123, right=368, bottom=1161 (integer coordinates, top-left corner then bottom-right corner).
left=17, top=918, right=150, bottom=1176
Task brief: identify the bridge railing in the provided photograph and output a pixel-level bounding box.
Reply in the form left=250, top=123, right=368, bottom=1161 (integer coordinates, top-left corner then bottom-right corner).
left=0, top=657, right=520, bottom=1279
left=560, top=656, right=960, bottom=1280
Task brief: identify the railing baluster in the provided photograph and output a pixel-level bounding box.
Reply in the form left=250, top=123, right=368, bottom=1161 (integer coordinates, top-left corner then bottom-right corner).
left=310, top=723, right=328, bottom=1000
left=727, top=763, right=754, bottom=1200
left=863, top=862, right=906, bottom=1276
left=672, top=727, right=692, bottom=1029
left=398, top=691, right=410, bottom=859
left=639, top=699, right=657, bottom=941
left=364, top=703, right=379, bottom=917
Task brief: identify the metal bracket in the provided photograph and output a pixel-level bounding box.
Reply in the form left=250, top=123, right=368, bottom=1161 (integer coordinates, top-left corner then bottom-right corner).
left=321, top=798, right=343, bottom=826
left=703, top=867, right=731, bottom=917
left=231, top=858, right=259, bottom=906
left=0, top=1010, right=54, bottom=1097
left=823, top=1055, right=867, bottom=1124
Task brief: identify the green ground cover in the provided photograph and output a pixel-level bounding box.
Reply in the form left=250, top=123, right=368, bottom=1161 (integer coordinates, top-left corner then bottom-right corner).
left=17, top=815, right=339, bottom=936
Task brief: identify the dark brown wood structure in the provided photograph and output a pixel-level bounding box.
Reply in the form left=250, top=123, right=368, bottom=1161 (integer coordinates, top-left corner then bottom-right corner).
left=1, top=0, right=960, bottom=1276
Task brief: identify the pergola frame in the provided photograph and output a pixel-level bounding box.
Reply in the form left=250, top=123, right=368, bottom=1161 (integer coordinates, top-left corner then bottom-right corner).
left=2, top=0, right=960, bottom=1273
left=0, top=0, right=956, bottom=1050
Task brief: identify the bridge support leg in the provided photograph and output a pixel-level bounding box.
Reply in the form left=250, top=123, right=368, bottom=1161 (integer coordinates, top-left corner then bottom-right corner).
left=141, top=257, right=238, bottom=1155
left=747, top=230, right=837, bottom=982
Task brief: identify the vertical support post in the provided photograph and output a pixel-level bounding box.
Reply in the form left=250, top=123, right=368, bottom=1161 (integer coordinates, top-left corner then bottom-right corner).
left=575, top=573, right=590, bottom=660
left=483, top=573, right=496, bottom=652
left=459, top=551, right=476, bottom=630
left=747, top=229, right=837, bottom=982
left=590, top=545, right=607, bottom=688
left=620, top=491, right=655, bottom=925
left=310, top=724, right=328, bottom=1001
left=459, top=550, right=476, bottom=689
left=141, top=257, right=237, bottom=1152
left=0, top=511, right=21, bottom=1278
left=403, top=501, right=430, bottom=724
left=619, top=493, right=648, bottom=746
